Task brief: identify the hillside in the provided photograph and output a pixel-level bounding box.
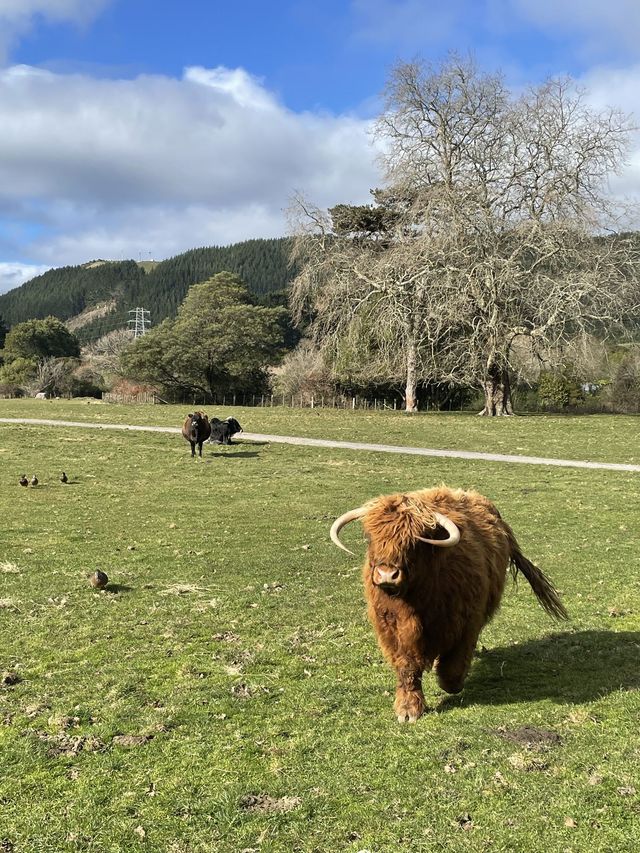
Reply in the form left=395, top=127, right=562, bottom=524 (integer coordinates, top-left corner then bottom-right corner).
left=0, top=238, right=296, bottom=342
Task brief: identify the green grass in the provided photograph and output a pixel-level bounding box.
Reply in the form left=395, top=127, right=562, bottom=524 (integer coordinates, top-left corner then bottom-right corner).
left=1, top=405, right=639, bottom=852
left=1, top=397, right=640, bottom=465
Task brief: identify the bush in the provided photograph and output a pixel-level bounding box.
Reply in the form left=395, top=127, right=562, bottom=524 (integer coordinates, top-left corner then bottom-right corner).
left=537, top=371, right=585, bottom=410
left=271, top=340, right=337, bottom=403
left=610, top=348, right=640, bottom=413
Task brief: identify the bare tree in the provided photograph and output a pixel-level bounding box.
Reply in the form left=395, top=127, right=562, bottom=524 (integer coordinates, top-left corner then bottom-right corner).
left=289, top=192, right=448, bottom=411
left=30, top=356, right=78, bottom=397
left=271, top=338, right=336, bottom=402
left=82, top=328, right=133, bottom=376
left=291, top=56, right=640, bottom=415
left=377, top=56, right=639, bottom=414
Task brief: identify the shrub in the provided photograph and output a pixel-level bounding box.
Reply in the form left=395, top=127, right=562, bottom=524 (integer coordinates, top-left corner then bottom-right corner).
left=537, top=370, right=584, bottom=410
left=610, top=348, right=640, bottom=413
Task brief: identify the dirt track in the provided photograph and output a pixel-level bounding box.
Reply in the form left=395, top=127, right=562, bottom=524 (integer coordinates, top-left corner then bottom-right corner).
left=2, top=416, right=639, bottom=473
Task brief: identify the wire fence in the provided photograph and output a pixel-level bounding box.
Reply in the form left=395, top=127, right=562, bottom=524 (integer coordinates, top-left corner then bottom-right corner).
left=102, top=390, right=476, bottom=411
left=98, top=389, right=627, bottom=415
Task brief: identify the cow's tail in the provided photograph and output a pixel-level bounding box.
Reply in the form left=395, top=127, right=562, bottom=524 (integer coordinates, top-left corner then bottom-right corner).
left=507, top=529, right=568, bottom=621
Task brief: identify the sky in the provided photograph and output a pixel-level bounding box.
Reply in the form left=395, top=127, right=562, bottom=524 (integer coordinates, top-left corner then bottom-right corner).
left=2, top=0, right=640, bottom=294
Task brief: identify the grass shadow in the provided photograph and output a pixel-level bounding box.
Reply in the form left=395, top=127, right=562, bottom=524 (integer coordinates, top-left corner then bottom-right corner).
left=441, top=630, right=640, bottom=708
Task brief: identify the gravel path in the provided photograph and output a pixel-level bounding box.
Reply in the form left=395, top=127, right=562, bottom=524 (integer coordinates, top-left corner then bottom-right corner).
left=2, top=416, right=639, bottom=473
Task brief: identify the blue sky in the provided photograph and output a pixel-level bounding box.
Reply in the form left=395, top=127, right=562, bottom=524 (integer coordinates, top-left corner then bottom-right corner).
left=2, top=0, right=640, bottom=293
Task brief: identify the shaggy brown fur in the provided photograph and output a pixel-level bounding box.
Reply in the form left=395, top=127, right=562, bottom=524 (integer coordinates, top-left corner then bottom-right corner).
left=182, top=411, right=211, bottom=458
left=336, top=486, right=567, bottom=722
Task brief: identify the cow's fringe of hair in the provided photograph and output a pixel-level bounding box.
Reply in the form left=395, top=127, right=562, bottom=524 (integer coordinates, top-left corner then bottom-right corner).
left=363, top=494, right=439, bottom=551
left=510, top=548, right=568, bottom=621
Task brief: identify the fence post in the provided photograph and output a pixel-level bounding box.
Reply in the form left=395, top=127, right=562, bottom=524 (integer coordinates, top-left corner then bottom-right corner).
left=311, top=396, right=314, bottom=409
left=233, top=394, right=236, bottom=406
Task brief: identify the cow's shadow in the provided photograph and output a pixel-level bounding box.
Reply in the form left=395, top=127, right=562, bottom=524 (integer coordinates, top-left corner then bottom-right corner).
left=437, top=630, right=640, bottom=709
left=206, top=451, right=260, bottom=460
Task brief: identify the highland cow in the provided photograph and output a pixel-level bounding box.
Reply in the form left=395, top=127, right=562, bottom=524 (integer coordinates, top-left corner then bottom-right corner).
left=208, top=416, right=243, bottom=445
left=330, top=486, right=567, bottom=722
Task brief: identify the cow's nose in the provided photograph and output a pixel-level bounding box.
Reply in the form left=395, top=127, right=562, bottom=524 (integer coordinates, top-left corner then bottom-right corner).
left=373, top=566, right=402, bottom=587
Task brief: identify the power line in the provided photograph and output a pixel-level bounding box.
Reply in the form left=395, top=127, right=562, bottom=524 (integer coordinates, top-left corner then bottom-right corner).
left=127, top=307, right=151, bottom=338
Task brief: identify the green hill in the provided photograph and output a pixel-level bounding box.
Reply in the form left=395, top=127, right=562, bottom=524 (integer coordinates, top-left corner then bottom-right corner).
left=0, top=238, right=296, bottom=342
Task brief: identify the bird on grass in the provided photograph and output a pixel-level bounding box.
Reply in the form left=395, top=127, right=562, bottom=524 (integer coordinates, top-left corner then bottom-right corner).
left=30, top=475, right=38, bottom=487
left=19, top=474, right=28, bottom=487
left=89, top=570, right=109, bottom=590
left=60, top=472, right=68, bottom=483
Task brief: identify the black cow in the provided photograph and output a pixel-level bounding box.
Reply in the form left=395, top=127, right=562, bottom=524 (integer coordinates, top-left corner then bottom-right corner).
left=182, top=411, right=212, bottom=458
left=208, top=416, right=243, bottom=445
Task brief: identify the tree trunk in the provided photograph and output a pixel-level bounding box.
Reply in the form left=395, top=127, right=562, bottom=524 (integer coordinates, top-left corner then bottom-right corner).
left=405, top=338, right=419, bottom=412
left=478, top=364, right=514, bottom=416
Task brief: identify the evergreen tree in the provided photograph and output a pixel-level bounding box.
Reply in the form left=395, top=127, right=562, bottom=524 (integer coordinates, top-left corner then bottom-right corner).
left=121, top=272, right=286, bottom=398
left=3, top=316, right=80, bottom=362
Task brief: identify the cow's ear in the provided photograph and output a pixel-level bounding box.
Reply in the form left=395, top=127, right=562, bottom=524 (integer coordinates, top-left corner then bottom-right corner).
left=187, top=413, right=193, bottom=418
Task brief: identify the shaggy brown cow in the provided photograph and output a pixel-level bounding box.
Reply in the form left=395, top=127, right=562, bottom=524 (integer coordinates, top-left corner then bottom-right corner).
left=182, top=411, right=212, bottom=458
left=330, top=486, right=567, bottom=722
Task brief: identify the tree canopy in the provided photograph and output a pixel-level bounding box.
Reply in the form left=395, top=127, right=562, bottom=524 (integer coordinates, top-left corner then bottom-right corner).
left=2, top=316, right=80, bottom=363
left=121, top=272, right=287, bottom=399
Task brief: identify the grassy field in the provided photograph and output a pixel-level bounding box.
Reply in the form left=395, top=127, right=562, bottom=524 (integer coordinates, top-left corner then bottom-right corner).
left=2, top=396, right=640, bottom=465
left=1, top=402, right=639, bottom=852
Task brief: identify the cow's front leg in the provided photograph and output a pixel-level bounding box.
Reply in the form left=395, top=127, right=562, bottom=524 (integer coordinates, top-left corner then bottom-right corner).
left=394, top=664, right=426, bottom=723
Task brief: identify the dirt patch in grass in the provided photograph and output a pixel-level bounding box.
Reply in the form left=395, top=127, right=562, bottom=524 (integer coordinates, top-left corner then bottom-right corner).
left=494, top=725, right=562, bottom=749
left=26, top=730, right=105, bottom=757
left=239, top=793, right=301, bottom=814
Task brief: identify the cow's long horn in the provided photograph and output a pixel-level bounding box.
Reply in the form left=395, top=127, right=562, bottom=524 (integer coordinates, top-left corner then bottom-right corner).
left=417, top=513, right=460, bottom=547
left=330, top=507, right=367, bottom=555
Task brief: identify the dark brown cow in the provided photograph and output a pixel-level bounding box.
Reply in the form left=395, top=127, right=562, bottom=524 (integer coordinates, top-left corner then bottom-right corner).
left=330, top=486, right=567, bottom=722
left=182, top=411, right=211, bottom=458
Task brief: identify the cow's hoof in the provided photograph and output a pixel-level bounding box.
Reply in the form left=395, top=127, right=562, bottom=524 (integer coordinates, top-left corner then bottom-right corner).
left=397, top=711, right=419, bottom=723
left=394, top=690, right=425, bottom=723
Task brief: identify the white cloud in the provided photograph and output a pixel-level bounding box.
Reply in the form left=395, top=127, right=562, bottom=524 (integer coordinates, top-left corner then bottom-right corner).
left=0, top=261, right=51, bottom=295
left=0, top=0, right=112, bottom=65
left=491, top=0, right=640, bottom=59
left=580, top=64, right=640, bottom=210
left=0, top=63, right=380, bottom=271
